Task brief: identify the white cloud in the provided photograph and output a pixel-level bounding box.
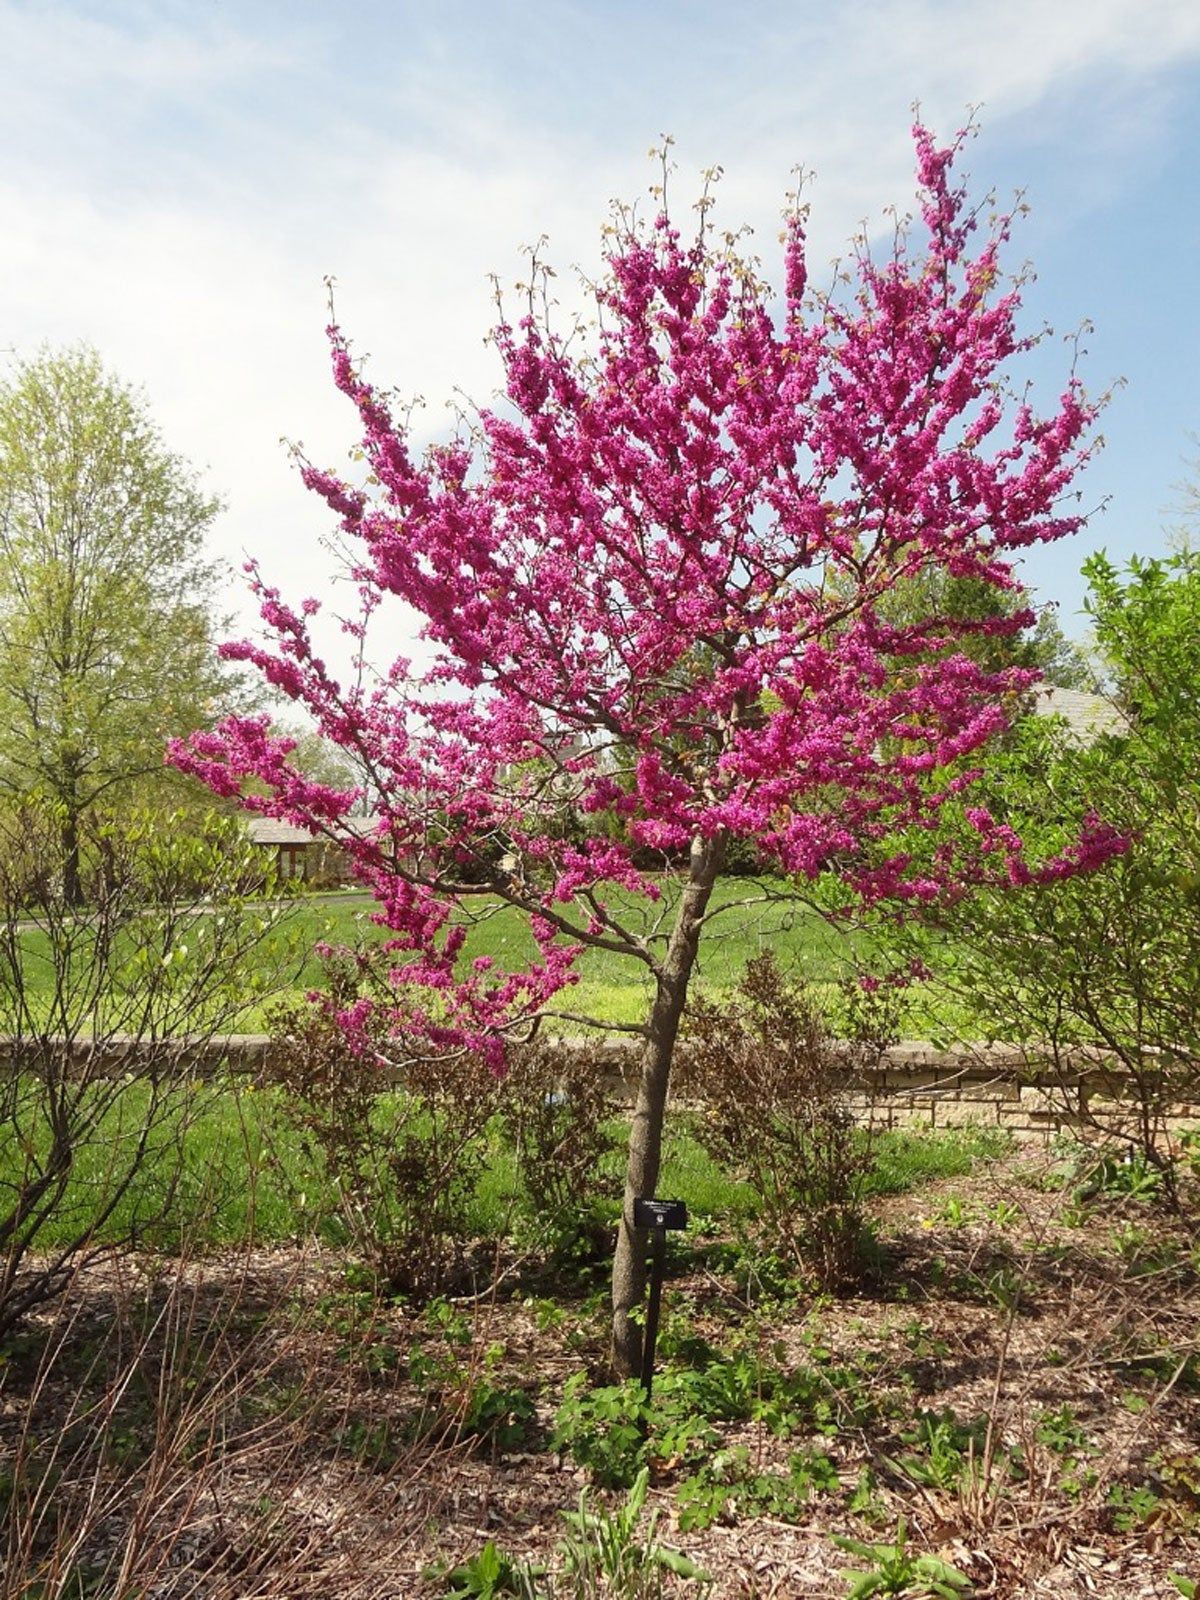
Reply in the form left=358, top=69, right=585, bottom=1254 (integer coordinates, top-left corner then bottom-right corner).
left=1, top=0, right=1198, bottom=664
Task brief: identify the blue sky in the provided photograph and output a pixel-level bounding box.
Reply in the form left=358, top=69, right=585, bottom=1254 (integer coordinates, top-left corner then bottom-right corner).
left=3, top=0, right=1199, bottom=644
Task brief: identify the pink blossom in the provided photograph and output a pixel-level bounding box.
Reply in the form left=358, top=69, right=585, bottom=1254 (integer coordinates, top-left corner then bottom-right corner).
left=171, top=123, right=1109, bottom=1065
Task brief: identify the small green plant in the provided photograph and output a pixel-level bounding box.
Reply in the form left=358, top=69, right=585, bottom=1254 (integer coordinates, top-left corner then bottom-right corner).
left=1106, top=1451, right=1200, bottom=1535
left=434, top=1540, right=543, bottom=1599
left=935, top=1196, right=971, bottom=1228
left=1169, top=1575, right=1197, bottom=1598
left=554, top=1334, right=876, bottom=1490
left=552, top=1375, right=652, bottom=1488
left=410, top=1335, right=536, bottom=1451
left=337, top=1415, right=405, bottom=1468
left=886, top=1410, right=989, bottom=1492
left=848, top=1465, right=889, bottom=1526
left=558, top=1466, right=711, bottom=1598
left=1033, top=1404, right=1089, bottom=1457
left=424, top=1297, right=474, bottom=1345
left=1106, top=1481, right=1162, bottom=1533
left=676, top=1446, right=839, bottom=1530
left=833, top=1518, right=973, bottom=1598
left=900, top=1319, right=949, bottom=1361
left=1071, top=1145, right=1167, bottom=1207
left=699, top=1237, right=802, bottom=1307
left=524, top=1296, right=568, bottom=1334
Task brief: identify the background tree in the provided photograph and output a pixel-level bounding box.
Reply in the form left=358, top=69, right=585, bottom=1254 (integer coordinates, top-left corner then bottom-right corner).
left=174, top=125, right=1118, bottom=1372
left=887, top=545, right=1200, bottom=1193
left=0, top=347, right=242, bottom=903
left=877, top=571, right=1093, bottom=688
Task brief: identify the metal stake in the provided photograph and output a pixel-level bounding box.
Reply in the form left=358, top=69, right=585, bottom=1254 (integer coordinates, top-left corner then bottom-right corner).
left=631, top=1197, right=688, bottom=1405
left=640, top=1223, right=666, bottom=1402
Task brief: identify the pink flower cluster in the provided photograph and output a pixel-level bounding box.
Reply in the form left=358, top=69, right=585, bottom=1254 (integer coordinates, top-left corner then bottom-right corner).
left=172, top=125, right=1107, bottom=1063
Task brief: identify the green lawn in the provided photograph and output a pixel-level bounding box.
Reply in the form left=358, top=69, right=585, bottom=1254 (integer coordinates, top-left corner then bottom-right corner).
left=282, top=879, right=897, bottom=1030
left=3, top=878, right=964, bottom=1035
left=0, top=1074, right=1007, bottom=1253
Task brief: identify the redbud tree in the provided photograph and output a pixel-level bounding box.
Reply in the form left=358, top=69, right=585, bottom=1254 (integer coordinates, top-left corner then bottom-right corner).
left=175, top=125, right=1119, bottom=1371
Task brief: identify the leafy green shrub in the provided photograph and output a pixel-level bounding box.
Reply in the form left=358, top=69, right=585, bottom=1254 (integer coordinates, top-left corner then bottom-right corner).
left=885, top=550, right=1200, bottom=1201
left=551, top=1373, right=718, bottom=1489
left=409, top=1338, right=536, bottom=1452
left=552, top=1375, right=650, bottom=1488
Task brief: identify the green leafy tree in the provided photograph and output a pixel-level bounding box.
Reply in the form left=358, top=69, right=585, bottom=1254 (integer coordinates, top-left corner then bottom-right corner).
left=891, top=546, right=1200, bottom=1190
left=0, top=347, right=241, bottom=903
left=877, top=570, right=1092, bottom=688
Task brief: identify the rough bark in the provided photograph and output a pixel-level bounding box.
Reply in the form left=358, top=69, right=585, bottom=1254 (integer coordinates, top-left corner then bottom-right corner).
left=610, top=833, right=723, bottom=1377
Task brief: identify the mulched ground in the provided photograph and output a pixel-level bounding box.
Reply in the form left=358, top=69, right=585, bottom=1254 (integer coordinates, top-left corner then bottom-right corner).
left=2, top=1146, right=1198, bottom=1599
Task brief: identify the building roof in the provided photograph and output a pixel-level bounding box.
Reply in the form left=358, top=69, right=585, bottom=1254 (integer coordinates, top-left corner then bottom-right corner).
left=246, top=816, right=380, bottom=846
left=247, top=818, right=314, bottom=846
left=1028, top=685, right=1127, bottom=742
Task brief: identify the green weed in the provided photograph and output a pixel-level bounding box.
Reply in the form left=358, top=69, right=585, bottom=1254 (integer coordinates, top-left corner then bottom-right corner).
left=833, top=1518, right=973, bottom=1598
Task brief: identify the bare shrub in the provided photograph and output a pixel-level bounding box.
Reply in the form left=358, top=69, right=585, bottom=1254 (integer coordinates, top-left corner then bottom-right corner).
left=498, top=1039, right=620, bottom=1263
left=682, top=953, right=897, bottom=1291
left=0, top=803, right=304, bottom=1338
left=268, top=955, right=502, bottom=1301
left=0, top=1250, right=443, bottom=1599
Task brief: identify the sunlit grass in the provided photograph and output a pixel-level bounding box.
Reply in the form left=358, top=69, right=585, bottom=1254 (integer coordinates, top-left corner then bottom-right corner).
left=271, top=878, right=926, bottom=1031
left=2, top=1074, right=1007, bottom=1253
left=5, top=878, right=970, bottom=1035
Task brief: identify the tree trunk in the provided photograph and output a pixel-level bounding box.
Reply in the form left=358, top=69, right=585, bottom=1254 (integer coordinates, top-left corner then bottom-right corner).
left=61, top=810, right=82, bottom=910
left=610, top=832, right=723, bottom=1377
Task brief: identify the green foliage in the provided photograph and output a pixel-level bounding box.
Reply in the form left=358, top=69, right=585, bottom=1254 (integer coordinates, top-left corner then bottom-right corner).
left=833, top=1518, right=974, bottom=1598
left=553, top=1338, right=876, bottom=1490
left=434, top=1540, right=543, bottom=1599
left=1033, top=1404, right=1090, bottom=1457
left=876, top=569, right=1092, bottom=689
left=1106, top=1450, right=1200, bottom=1536
left=558, top=1467, right=711, bottom=1598
left=885, top=548, right=1200, bottom=1191
left=1105, top=1481, right=1163, bottom=1533
left=408, top=1330, right=536, bottom=1451
left=1071, top=1147, right=1164, bottom=1204
left=864, top=1129, right=1010, bottom=1196
left=676, top=1445, right=839, bottom=1530
left=885, top=1410, right=991, bottom=1493
left=552, top=1376, right=652, bottom=1488
left=0, top=346, right=246, bottom=903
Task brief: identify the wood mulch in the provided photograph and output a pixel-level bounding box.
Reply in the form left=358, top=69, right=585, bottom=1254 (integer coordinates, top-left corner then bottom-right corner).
left=1, top=1148, right=1198, bottom=1598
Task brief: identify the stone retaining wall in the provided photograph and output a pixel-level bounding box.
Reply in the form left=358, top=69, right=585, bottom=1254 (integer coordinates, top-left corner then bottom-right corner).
left=3, top=1035, right=1196, bottom=1144
left=845, top=1042, right=1200, bottom=1143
